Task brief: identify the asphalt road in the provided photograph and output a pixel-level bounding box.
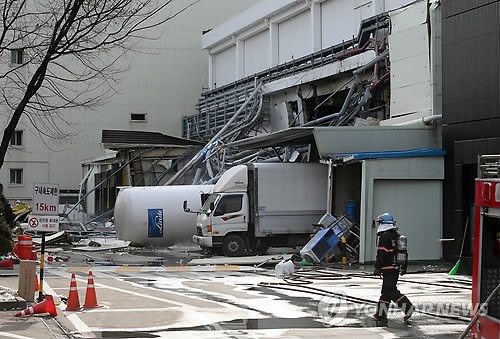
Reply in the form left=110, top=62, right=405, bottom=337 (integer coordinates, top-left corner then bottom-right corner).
left=0, top=244, right=471, bottom=339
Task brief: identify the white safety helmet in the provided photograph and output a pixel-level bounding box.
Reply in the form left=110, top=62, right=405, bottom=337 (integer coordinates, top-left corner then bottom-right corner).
left=376, top=212, right=397, bottom=235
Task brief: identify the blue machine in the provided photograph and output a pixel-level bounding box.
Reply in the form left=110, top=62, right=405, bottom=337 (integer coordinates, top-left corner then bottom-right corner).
left=300, top=213, right=353, bottom=263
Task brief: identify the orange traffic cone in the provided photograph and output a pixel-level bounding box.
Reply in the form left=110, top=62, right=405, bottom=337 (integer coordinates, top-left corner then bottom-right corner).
left=0, top=257, right=14, bottom=269
left=65, top=273, right=81, bottom=311
left=35, top=274, right=39, bottom=292
left=83, top=271, right=99, bottom=308
left=15, top=294, right=57, bottom=317
left=31, top=245, right=38, bottom=261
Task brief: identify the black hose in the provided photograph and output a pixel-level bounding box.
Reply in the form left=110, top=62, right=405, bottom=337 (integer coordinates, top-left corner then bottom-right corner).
left=345, top=271, right=471, bottom=290
left=283, top=268, right=351, bottom=285
left=258, top=281, right=470, bottom=323
left=294, top=266, right=471, bottom=290
left=260, top=266, right=472, bottom=322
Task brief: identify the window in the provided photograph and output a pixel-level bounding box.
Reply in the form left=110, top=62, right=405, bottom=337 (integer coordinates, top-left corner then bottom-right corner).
left=214, top=194, right=243, bottom=216
left=9, top=169, right=23, bottom=185
left=130, top=113, right=146, bottom=122
left=10, top=130, right=23, bottom=146
left=11, top=49, right=24, bottom=64
left=59, top=190, right=80, bottom=205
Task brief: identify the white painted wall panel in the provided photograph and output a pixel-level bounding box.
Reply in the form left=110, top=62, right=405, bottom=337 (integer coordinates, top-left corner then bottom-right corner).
left=206, top=0, right=424, bottom=87
left=244, top=30, right=269, bottom=76
left=321, top=0, right=357, bottom=48
left=370, top=179, right=442, bottom=261
left=389, top=0, right=427, bottom=33
left=389, top=24, right=429, bottom=62
left=388, top=2, right=431, bottom=118
left=278, top=10, right=311, bottom=64
left=360, top=157, right=444, bottom=262
left=202, top=0, right=298, bottom=49
left=391, top=53, right=430, bottom=87
left=390, top=82, right=432, bottom=118
left=353, top=0, right=372, bottom=7
left=390, top=26, right=431, bottom=119
left=213, top=45, right=237, bottom=88
left=353, top=1, right=374, bottom=27
left=385, top=0, right=415, bottom=12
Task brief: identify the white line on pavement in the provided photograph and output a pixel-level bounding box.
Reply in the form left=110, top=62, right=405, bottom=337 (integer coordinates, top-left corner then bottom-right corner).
left=0, top=332, right=34, bottom=339
left=43, top=280, right=96, bottom=338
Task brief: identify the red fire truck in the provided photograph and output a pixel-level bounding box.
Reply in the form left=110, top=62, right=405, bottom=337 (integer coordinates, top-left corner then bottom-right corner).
left=471, top=155, right=500, bottom=338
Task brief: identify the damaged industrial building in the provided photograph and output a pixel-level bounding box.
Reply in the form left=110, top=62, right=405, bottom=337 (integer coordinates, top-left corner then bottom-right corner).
left=2, top=0, right=500, bottom=337
left=81, top=0, right=444, bottom=264
left=4, top=0, right=499, bottom=267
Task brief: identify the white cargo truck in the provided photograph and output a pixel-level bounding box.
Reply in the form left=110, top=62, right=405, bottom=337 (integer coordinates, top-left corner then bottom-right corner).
left=189, top=162, right=328, bottom=256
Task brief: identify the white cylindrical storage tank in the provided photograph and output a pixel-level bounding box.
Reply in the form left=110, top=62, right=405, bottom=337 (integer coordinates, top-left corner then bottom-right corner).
left=114, top=185, right=214, bottom=246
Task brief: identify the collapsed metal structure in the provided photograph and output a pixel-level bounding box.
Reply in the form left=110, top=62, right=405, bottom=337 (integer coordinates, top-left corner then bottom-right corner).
left=173, top=13, right=391, bottom=186
left=88, top=13, right=393, bottom=193
left=85, top=13, right=394, bottom=262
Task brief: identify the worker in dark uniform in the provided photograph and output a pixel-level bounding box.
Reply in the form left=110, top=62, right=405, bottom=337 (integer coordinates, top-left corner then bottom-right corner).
left=373, top=212, right=414, bottom=322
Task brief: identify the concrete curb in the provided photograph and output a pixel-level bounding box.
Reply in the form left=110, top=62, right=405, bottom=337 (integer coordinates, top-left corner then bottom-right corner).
left=0, top=265, right=28, bottom=311
left=0, top=296, right=27, bottom=311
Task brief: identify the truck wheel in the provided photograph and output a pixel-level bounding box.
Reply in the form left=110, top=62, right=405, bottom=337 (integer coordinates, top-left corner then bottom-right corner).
left=222, top=235, right=246, bottom=257
left=255, top=241, right=270, bottom=254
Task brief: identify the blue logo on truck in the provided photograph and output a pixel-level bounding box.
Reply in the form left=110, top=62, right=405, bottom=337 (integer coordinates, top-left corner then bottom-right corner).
left=147, top=208, right=163, bottom=238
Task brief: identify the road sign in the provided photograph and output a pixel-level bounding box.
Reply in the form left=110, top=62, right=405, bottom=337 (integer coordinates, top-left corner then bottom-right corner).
left=27, top=215, right=60, bottom=232
left=32, top=182, right=59, bottom=216
left=30, top=182, right=61, bottom=302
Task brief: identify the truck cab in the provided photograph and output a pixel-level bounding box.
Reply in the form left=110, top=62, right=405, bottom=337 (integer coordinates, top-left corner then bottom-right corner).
left=194, top=192, right=250, bottom=256
left=192, top=165, right=250, bottom=256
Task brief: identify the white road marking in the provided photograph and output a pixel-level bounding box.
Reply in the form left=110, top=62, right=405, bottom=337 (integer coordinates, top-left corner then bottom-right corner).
left=0, top=333, right=34, bottom=339
left=65, top=313, right=96, bottom=338
left=50, top=270, right=199, bottom=308
left=43, top=279, right=96, bottom=338
left=74, top=307, right=183, bottom=312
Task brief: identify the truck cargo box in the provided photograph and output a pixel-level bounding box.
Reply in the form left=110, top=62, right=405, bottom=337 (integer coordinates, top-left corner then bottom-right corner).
left=250, top=162, right=328, bottom=236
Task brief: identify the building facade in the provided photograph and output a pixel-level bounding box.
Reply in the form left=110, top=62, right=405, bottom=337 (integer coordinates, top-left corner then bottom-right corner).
left=180, top=0, right=444, bottom=262
left=0, top=0, right=260, bottom=209
left=442, top=0, right=500, bottom=261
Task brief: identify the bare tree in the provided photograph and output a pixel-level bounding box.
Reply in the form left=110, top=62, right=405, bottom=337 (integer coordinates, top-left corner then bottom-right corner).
left=0, top=0, right=198, bottom=169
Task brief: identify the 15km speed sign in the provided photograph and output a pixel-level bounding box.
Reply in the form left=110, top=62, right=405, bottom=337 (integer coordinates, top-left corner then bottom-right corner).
left=31, top=182, right=60, bottom=233
left=33, top=182, right=59, bottom=215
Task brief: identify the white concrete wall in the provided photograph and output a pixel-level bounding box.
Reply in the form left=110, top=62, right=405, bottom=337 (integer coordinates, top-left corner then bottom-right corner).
left=0, top=115, right=53, bottom=202
left=203, top=0, right=417, bottom=88
left=0, top=0, right=260, bottom=204
left=244, top=30, right=269, bottom=76
left=278, top=10, right=311, bottom=64
left=321, top=0, right=356, bottom=49
left=354, top=0, right=374, bottom=24
left=385, top=0, right=409, bottom=11
left=213, top=45, right=237, bottom=88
